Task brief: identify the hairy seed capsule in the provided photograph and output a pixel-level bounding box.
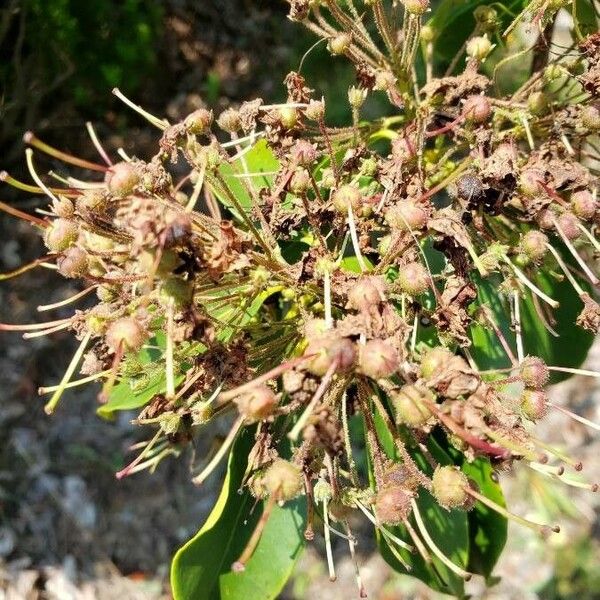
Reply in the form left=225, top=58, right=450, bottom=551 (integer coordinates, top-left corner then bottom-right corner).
left=291, top=140, right=318, bottom=166
left=456, top=174, right=484, bottom=202
left=432, top=466, right=471, bottom=510
left=290, top=168, right=311, bottom=195
left=217, top=108, right=242, bottom=133
left=581, top=105, right=600, bottom=131
left=528, top=91, right=549, bottom=115
left=358, top=339, right=400, bottom=379
left=328, top=33, right=351, bottom=55
left=279, top=107, right=298, bottom=129
left=235, top=385, right=278, bottom=422
left=305, top=336, right=357, bottom=376
left=44, top=218, right=78, bottom=253
left=391, top=385, right=433, bottom=427
left=396, top=262, right=429, bottom=296
left=184, top=108, right=213, bottom=135
left=105, top=162, right=140, bottom=197
left=571, top=190, right=597, bottom=221
left=347, top=276, right=386, bottom=311
left=556, top=212, right=581, bottom=240
left=462, top=95, right=491, bottom=124
left=57, top=246, right=88, bottom=278
left=305, top=99, right=325, bottom=121
left=263, top=459, right=303, bottom=501
left=519, top=168, right=544, bottom=197
left=519, top=356, right=549, bottom=389
left=521, top=230, right=548, bottom=262
left=520, top=388, right=548, bottom=421
left=332, top=184, right=363, bottom=214
left=105, top=317, right=146, bottom=352
left=385, top=199, right=428, bottom=230
left=420, top=347, right=453, bottom=379
left=402, top=0, right=430, bottom=15
left=466, top=35, right=492, bottom=60
left=375, top=486, right=413, bottom=525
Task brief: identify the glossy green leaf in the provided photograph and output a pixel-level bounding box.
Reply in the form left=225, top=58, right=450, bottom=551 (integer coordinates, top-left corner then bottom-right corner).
left=213, top=140, right=279, bottom=214
left=461, top=457, right=507, bottom=578
left=171, top=429, right=305, bottom=600
left=470, top=271, right=593, bottom=380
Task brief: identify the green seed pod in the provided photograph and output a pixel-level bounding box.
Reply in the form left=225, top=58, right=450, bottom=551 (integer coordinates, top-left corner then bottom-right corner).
left=290, top=168, right=311, bottom=195
left=44, top=218, right=78, bottom=253
left=391, top=384, right=433, bottom=427
left=184, top=108, right=213, bottom=135
left=519, top=168, right=544, bottom=197
left=420, top=347, right=453, bottom=379
left=581, top=106, right=600, bottom=131
left=159, top=276, right=194, bottom=309
left=305, top=99, right=325, bottom=121
left=520, top=388, right=548, bottom=421
left=279, top=107, right=299, bottom=129
left=328, top=33, right=352, bottom=55
left=432, top=466, right=471, bottom=510
left=528, top=91, right=549, bottom=116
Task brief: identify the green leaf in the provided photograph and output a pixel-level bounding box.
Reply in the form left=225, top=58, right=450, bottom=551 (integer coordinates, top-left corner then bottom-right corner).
left=461, top=457, right=507, bottom=578
left=213, top=140, right=279, bottom=214
left=470, top=271, right=593, bottom=380
left=170, top=429, right=306, bottom=600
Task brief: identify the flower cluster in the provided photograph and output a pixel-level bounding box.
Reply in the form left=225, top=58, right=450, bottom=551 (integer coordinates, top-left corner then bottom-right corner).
left=2, top=0, right=600, bottom=594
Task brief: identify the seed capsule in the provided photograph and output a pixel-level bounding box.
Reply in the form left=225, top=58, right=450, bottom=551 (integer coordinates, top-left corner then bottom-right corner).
left=462, top=95, right=491, bottom=124
left=184, top=108, right=213, bottom=135
left=519, top=356, right=549, bottom=389
left=420, top=347, right=453, bottom=379
left=466, top=35, right=492, bottom=60
left=358, top=339, right=400, bottom=379
left=375, top=486, right=413, bottom=525
left=521, top=230, right=548, bottom=262
left=57, top=246, right=88, bottom=278
left=432, top=466, right=471, bottom=510
left=305, top=336, right=356, bottom=376
left=105, top=162, right=140, bottom=197
left=332, top=184, right=363, bottom=214
left=520, top=389, right=548, bottom=421
left=235, top=385, right=278, bottom=422
left=391, top=385, right=433, bottom=427
left=44, top=218, right=78, bottom=253
left=571, top=190, right=597, bottom=221
left=581, top=105, right=600, bottom=131
left=396, top=262, right=429, bottom=296
left=328, top=33, right=352, bottom=55
left=105, top=317, right=146, bottom=352
left=385, top=199, right=428, bottom=231
left=263, top=459, right=303, bottom=501
left=217, top=108, right=242, bottom=133
left=347, top=276, right=387, bottom=311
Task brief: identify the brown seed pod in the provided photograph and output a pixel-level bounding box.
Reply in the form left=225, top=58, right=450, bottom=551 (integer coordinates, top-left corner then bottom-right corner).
left=571, top=190, right=597, bottom=221
left=519, top=356, right=549, bottom=389
left=520, top=230, right=548, bottom=262
left=305, top=336, right=357, bottom=376
left=375, top=486, right=413, bottom=525
left=396, top=262, right=429, bottom=296
left=235, top=385, right=278, bottom=422
left=105, top=162, right=140, bottom=197
left=332, top=184, right=363, bottom=214
left=57, top=246, right=88, bottom=278
left=384, top=199, right=428, bottom=231
left=520, top=388, right=548, bottom=421
left=462, top=95, right=492, bottom=124
left=105, top=317, right=146, bottom=352
left=347, top=276, right=387, bottom=311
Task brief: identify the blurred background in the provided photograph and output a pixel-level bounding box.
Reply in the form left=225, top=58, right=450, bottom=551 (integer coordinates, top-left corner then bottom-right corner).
left=0, top=1, right=599, bottom=598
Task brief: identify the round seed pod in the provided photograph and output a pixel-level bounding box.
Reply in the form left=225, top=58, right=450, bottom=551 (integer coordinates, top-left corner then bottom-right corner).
left=52, top=196, right=74, bottom=218
left=396, top=262, right=429, bottom=296
left=466, top=35, right=492, bottom=60
left=536, top=208, right=555, bottom=231
left=519, top=356, right=549, bottom=389
left=263, top=459, right=303, bottom=501
left=432, top=466, right=471, bottom=510
left=328, top=32, right=352, bottom=55
left=279, top=107, right=298, bottom=129
left=391, top=384, right=433, bottom=427
left=520, top=389, right=548, bottom=421
left=456, top=174, right=484, bottom=202
left=384, top=199, right=428, bottom=231
left=462, top=95, right=492, bottom=124
left=105, top=317, right=146, bottom=352
left=217, top=108, right=242, bottom=133
left=57, top=246, right=88, bottom=278
left=420, top=347, right=453, bottom=379
left=402, top=0, right=429, bottom=15
left=289, top=168, right=311, bottom=195
left=44, top=218, right=78, bottom=253
left=305, top=336, right=357, bottom=376
left=358, top=339, right=400, bottom=379
left=105, top=162, right=140, bottom=197
left=328, top=498, right=353, bottom=522
left=235, top=385, right=278, bottom=422
left=184, top=108, right=213, bottom=135
left=332, top=184, right=363, bottom=214
left=291, top=140, right=318, bottom=166
left=571, top=190, right=597, bottom=221
left=347, top=275, right=386, bottom=310
left=528, top=91, right=549, bottom=115
left=305, top=100, right=325, bottom=121
left=581, top=105, right=600, bottom=131
left=556, top=212, right=581, bottom=240
left=519, top=168, right=545, bottom=197
left=521, top=230, right=548, bottom=262
left=375, top=486, right=413, bottom=525
left=159, top=276, right=194, bottom=309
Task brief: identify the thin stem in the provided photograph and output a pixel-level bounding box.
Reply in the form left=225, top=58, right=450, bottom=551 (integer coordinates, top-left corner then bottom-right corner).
left=112, top=88, right=168, bottom=129
left=38, top=285, right=96, bottom=312
left=323, top=498, right=337, bottom=581
left=503, top=255, right=559, bottom=308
